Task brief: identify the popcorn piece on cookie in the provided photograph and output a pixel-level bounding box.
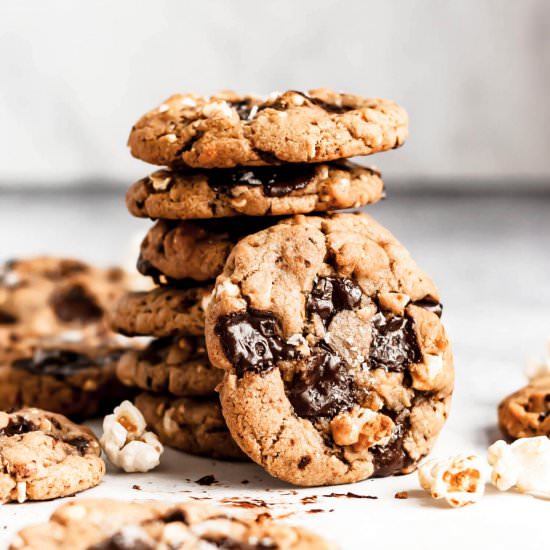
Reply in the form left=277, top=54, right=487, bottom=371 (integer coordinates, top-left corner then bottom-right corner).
left=488, top=437, right=550, bottom=495
left=418, top=454, right=487, bottom=507
left=100, top=400, right=163, bottom=472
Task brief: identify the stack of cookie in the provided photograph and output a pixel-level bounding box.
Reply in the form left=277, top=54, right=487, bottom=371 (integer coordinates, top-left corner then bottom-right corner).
left=117, top=89, right=454, bottom=486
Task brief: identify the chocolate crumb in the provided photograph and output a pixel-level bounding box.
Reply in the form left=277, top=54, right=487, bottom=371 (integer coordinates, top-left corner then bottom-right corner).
left=195, top=474, right=217, bottom=486
left=307, top=509, right=325, bottom=514
left=394, top=491, right=409, bottom=499
left=323, top=492, right=378, bottom=499
left=301, top=496, right=318, bottom=504
left=132, top=484, right=142, bottom=490
left=241, top=479, right=250, bottom=484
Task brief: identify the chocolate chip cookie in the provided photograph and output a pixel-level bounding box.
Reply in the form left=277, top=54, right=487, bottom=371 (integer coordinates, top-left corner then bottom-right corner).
left=0, top=408, right=104, bottom=503
left=206, top=212, right=453, bottom=486
left=11, top=498, right=335, bottom=549
left=135, top=392, right=245, bottom=460
left=0, top=257, right=129, bottom=343
left=128, top=88, right=407, bottom=168
left=0, top=342, right=132, bottom=419
left=126, top=161, right=384, bottom=220
left=109, top=285, right=212, bottom=337
left=117, top=335, right=222, bottom=396
left=498, top=376, right=550, bottom=439
left=137, top=218, right=278, bottom=283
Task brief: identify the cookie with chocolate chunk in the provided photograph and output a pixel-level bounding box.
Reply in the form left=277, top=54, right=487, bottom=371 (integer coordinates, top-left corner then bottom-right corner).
left=0, top=256, right=129, bottom=343
left=137, top=218, right=277, bottom=283
left=109, top=285, right=212, bottom=337
left=498, top=376, right=550, bottom=440
left=128, top=88, right=407, bottom=168
left=135, top=392, right=245, bottom=460
left=117, top=335, right=222, bottom=396
left=0, top=342, right=132, bottom=419
left=0, top=408, right=104, bottom=503
left=11, top=498, right=335, bottom=550
left=126, top=161, right=384, bottom=220
left=206, top=212, right=453, bottom=486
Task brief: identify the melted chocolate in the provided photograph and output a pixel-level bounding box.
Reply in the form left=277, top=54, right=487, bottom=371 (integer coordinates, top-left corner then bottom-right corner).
left=370, top=415, right=413, bottom=477
left=0, top=310, right=17, bottom=324
left=412, top=298, right=443, bottom=318
left=228, top=99, right=259, bottom=121
left=202, top=536, right=277, bottom=550
left=208, top=165, right=314, bottom=198
left=369, top=313, right=421, bottom=372
left=13, top=349, right=122, bottom=379
left=306, top=276, right=362, bottom=325
left=50, top=284, right=103, bottom=323
left=161, top=509, right=189, bottom=524
left=215, top=309, right=296, bottom=377
left=0, top=415, right=37, bottom=437
left=89, top=534, right=153, bottom=550
left=287, top=345, right=356, bottom=419
left=67, top=436, right=89, bottom=456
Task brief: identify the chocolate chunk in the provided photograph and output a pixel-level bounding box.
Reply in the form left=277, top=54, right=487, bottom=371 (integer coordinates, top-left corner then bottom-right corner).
left=66, top=436, right=89, bottom=456
left=369, top=313, right=421, bottom=372
left=208, top=165, right=314, bottom=198
left=0, top=415, right=37, bottom=437
left=370, top=416, right=413, bottom=477
left=201, top=536, right=277, bottom=550
left=413, top=298, right=443, bottom=318
left=195, top=474, right=217, bottom=486
left=0, top=310, right=17, bottom=324
left=306, top=276, right=362, bottom=325
left=161, top=509, right=189, bottom=524
left=298, top=456, right=311, bottom=469
left=216, top=309, right=297, bottom=377
left=12, top=348, right=121, bottom=379
left=287, top=345, right=356, bottom=419
left=228, top=99, right=259, bottom=121
left=50, top=284, right=103, bottom=323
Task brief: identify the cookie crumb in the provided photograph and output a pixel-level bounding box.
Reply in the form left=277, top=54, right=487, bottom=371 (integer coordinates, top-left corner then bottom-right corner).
left=394, top=491, right=409, bottom=499
left=195, top=474, right=217, bottom=486
left=132, top=484, right=142, bottom=491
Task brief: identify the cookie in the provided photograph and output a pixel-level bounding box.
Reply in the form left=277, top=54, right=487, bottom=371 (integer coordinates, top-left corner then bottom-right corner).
left=498, top=376, right=550, bottom=439
left=0, top=257, right=129, bottom=343
left=11, top=498, right=335, bottom=550
left=0, top=342, right=132, bottom=419
left=117, top=335, right=222, bottom=396
left=126, top=161, right=384, bottom=220
left=137, top=218, right=279, bottom=283
left=206, top=212, right=453, bottom=486
left=135, top=392, right=245, bottom=460
left=128, top=88, right=407, bottom=168
left=109, top=285, right=212, bottom=337
left=0, top=408, right=104, bottom=503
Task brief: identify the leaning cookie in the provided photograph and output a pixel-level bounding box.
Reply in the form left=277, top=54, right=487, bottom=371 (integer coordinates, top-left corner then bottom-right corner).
left=117, top=336, right=222, bottom=396
left=0, top=343, right=132, bottom=420
left=109, top=285, right=212, bottom=337
left=127, top=161, right=384, bottom=220
left=128, top=88, right=407, bottom=168
left=10, top=498, right=336, bottom=550
left=498, top=376, right=550, bottom=440
left=0, top=408, right=104, bottom=504
left=137, top=218, right=278, bottom=283
left=135, top=392, right=245, bottom=460
left=206, top=212, right=453, bottom=486
left=0, top=256, right=129, bottom=342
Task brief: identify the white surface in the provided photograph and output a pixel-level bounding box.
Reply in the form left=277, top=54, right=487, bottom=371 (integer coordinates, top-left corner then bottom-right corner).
left=0, top=191, right=549, bottom=549
left=1, top=0, right=550, bottom=184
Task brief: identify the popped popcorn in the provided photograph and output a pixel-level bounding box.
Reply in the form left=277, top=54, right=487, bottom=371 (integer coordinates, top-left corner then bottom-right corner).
left=488, top=437, right=550, bottom=495
left=418, top=454, right=488, bottom=507
left=100, top=401, right=163, bottom=473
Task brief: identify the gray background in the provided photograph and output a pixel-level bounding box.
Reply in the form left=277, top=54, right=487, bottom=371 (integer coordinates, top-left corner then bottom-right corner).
left=1, top=0, right=549, bottom=187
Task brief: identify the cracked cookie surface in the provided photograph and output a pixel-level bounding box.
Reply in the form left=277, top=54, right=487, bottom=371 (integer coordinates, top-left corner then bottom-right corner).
left=117, top=335, right=222, bottom=396
left=206, top=212, right=453, bottom=486
left=126, top=161, right=384, bottom=219
left=10, top=498, right=335, bottom=549
left=109, top=285, right=212, bottom=337
left=135, top=392, right=245, bottom=461
left=498, top=376, right=550, bottom=439
left=128, top=88, right=407, bottom=168
left=0, top=408, right=104, bottom=503
left=0, top=342, right=132, bottom=420
left=137, top=218, right=278, bottom=283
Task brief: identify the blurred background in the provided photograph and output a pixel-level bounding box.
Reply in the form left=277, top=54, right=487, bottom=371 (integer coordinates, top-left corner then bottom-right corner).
left=0, top=1, right=549, bottom=393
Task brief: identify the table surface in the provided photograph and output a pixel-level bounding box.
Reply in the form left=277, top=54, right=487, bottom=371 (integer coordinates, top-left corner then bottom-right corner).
left=0, top=188, right=549, bottom=549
